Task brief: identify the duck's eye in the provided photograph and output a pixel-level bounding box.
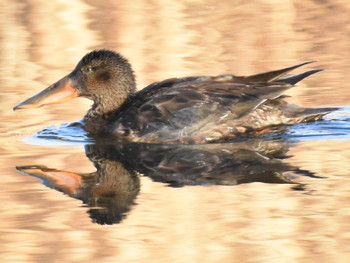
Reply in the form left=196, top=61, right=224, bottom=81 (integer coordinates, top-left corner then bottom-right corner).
left=82, top=65, right=94, bottom=74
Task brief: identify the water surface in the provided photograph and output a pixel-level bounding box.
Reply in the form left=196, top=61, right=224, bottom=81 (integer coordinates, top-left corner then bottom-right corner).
left=1, top=1, right=350, bottom=262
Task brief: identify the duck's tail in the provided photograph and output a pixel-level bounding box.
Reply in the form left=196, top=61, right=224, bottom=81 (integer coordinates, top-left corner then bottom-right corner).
left=287, top=106, right=339, bottom=123
left=259, top=98, right=339, bottom=125
left=249, top=62, right=339, bottom=122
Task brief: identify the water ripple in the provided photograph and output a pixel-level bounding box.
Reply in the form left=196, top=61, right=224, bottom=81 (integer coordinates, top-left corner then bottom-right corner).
left=20, top=108, right=350, bottom=147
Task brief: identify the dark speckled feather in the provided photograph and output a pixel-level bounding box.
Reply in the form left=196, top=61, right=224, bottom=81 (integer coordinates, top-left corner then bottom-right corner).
left=109, top=78, right=295, bottom=142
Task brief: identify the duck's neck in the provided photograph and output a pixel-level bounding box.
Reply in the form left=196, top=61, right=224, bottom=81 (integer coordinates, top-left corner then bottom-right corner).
left=84, top=82, right=136, bottom=134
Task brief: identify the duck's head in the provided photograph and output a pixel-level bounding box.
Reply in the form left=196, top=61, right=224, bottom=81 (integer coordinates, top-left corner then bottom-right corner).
left=14, top=50, right=136, bottom=112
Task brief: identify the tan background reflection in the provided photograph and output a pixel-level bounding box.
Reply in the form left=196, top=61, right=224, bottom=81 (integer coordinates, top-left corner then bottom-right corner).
left=0, top=0, right=350, bottom=262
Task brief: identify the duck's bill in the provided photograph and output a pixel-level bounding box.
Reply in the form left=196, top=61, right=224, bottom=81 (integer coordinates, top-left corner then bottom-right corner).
left=13, top=76, right=78, bottom=110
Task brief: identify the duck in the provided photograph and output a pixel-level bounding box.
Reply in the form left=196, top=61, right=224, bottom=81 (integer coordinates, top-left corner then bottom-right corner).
left=13, top=49, right=337, bottom=143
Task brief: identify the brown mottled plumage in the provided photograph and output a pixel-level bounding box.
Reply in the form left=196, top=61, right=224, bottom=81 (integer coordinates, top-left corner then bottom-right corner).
left=14, top=50, right=337, bottom=143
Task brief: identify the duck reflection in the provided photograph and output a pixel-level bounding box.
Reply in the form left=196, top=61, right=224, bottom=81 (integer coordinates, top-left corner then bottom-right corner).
left=16, top=139, right=321, bottom=225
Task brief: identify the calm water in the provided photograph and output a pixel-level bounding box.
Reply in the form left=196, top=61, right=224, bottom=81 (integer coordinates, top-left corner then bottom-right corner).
left=1, top=1, right=350, bottom=262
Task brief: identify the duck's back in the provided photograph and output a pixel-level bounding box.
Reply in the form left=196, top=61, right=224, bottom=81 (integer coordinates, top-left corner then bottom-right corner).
left=106, top=63, right=336, bottom=143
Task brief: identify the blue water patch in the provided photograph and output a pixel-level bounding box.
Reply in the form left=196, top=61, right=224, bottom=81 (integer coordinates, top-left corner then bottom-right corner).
left=22, top=121, right=95, bottom=146
left=283, top=107, right=350, bottom=141
left=21, top=107, right=350, bottom=147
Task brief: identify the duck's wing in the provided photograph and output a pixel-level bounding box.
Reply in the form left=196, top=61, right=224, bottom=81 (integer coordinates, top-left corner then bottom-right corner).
left=110, top=76, right=292, bottom=142
left=110, top=63, right=323, bottom=143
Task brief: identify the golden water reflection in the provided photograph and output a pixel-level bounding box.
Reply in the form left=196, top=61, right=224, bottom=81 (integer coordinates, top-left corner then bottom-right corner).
left=3, top=139, right=350, bottom=262
left=1, top=0, right=350, bottom=262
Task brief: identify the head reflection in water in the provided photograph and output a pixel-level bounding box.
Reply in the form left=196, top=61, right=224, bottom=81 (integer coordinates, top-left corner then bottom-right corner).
left=16, top=139, right=323, bottom=225
left=17, top=145, right=140, bottom=225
